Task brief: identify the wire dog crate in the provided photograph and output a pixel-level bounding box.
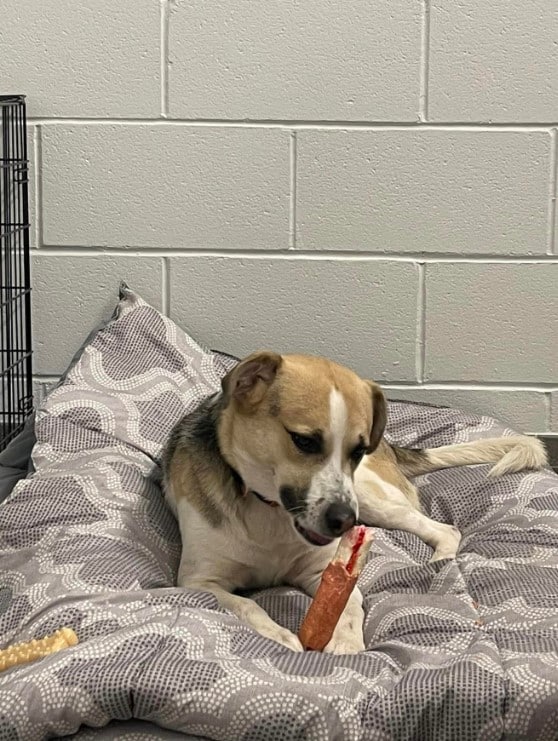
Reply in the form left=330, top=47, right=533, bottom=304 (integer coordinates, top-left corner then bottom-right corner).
left=0, top=95, right=32, bottom=451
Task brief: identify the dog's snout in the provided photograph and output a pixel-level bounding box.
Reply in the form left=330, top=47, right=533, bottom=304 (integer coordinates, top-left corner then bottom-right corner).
left=324, top=502, right=356, bottom=537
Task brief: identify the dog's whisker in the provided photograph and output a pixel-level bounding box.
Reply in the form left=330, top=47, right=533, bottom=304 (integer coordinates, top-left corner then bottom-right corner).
left=287, top=505, right=307, bottom=517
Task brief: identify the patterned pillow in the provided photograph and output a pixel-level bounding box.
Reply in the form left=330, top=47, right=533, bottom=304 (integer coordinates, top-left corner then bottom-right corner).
left=33, top=284, right=238, bottom=470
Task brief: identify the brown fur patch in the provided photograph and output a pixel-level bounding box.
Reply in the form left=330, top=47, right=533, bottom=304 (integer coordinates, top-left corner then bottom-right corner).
left=169, top=454, right=225, bottom=528
left=267, top=388, right=281, bottom=417
left=365, top=441, right=421, bottom=509
left=366, top=382, right=387, bottom=454
left=390, top=446, right=429, bottom=478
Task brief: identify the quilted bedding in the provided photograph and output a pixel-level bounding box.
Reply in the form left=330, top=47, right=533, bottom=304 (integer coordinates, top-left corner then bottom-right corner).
left=1, top=288, right=558, bottom=740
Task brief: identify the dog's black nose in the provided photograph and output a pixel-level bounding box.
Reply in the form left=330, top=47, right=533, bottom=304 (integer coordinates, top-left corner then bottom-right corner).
left=324, top=502, right=356, bottom=537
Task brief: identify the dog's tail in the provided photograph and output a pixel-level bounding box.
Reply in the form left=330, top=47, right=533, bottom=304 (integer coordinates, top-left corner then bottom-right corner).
left=391, top=436, right=548, bottom=479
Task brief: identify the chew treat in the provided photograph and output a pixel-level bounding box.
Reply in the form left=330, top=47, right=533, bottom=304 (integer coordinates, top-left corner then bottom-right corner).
left=0, top=628, right=78, bottom=673
left=298, top=526, right=373, bottom=651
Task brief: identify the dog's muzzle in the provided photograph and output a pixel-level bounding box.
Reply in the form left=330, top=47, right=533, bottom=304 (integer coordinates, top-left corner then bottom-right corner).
left=280, top=484, right=357, bottom=546
left=293, top=502, right=357, bottom=547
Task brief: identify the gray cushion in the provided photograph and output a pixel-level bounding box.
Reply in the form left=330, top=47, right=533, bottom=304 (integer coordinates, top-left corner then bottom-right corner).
left=1, top=286, right=558, bottom=740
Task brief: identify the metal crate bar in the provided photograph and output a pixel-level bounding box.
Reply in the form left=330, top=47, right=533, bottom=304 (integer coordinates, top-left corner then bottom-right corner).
left=0, top=95, right=33, bottom=451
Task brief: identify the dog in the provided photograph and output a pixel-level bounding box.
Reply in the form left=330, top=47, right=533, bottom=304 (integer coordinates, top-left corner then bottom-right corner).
left=162, top=351, right=547, bottom=654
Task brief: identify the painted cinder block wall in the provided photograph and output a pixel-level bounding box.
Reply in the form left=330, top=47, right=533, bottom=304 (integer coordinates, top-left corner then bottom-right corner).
left=2, top=0, right=557, bottom=433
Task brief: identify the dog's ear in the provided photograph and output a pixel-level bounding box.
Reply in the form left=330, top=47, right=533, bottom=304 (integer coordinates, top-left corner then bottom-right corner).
left=365, top=381, right=387, bottom=454
left=222, top=351, right=282, bottom=408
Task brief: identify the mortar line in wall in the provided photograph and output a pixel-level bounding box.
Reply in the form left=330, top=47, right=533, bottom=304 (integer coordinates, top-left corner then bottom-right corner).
left=419, top=0, right=431, bottom=122
left=416, top=263, right=426, bottom=382
left=34, top=125, right=43, bottom=249
left=383, top=382, right=558, bottom=390
left=289, top=131, right=297, bottom=250
left=547, top=128, right=557, bottom=255
left=35, top=247, right=558, bottom=263
left=29, top=375, right=558, bottom=392
left=160, top=0, right=170, bottom=118
left=27, top=117, right=558, bottom=132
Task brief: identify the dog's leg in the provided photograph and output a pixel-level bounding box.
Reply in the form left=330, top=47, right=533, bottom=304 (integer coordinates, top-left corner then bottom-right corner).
left=180, top=575, right=303, bottom=652
left=355, top=467, right=461, bottom=561
left=358, top=495, right=461, bottom=562
left=170, top=495, right=303, bottom=652
left=294, top=571, right=366, bottom=655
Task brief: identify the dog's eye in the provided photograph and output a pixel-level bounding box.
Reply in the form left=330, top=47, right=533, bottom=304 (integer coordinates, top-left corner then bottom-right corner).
left=350, top=445, right=366, bottom=464
left=288, top=431, right=322, bottom=455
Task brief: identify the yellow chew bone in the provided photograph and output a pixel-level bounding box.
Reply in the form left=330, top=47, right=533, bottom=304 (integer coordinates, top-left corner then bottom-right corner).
left=0, top=628, right=78, bottom=672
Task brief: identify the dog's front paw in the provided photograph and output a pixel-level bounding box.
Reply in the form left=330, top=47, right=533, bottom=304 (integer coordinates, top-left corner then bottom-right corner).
left=322, top=595, right=366, bottom=654
left=323, top=630, right=365, bottom=655
left=258, top=623, right=303, bottom=652
left=430, top=524, right=462, bottom=562
left=323, top=617, right=365, bottom=655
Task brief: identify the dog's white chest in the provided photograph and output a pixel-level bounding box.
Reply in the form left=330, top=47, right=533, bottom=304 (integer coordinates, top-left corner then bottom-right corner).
left=230, top=502, right=323, bottom=588
left=176, top=496, right=334, bottom=591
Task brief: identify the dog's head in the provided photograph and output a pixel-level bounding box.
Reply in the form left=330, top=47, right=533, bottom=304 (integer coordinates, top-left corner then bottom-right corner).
left=219, top=351, right=386, bottom=546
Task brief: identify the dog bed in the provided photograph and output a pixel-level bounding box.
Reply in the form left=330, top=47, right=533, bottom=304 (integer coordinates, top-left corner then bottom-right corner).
left=1, top=286, right=558, bottom=741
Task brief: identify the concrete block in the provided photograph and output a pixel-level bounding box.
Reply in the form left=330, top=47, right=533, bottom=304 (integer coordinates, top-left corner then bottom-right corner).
left=32, top=254, right=163, bottom=375
left=168, top=0, right=422, bottom=120
left=41, top=125, right=289, bottom=249
left=0, top=0, right=160, bottom=118
left=429, top=0, right=558, bottom=121
left=385, top=388, right=548, bottom=433
left=169, top=256, right=419, bottom=382
left=425, top=264, right=558, bottom=383
left=297, top=130, right=550, bottom=254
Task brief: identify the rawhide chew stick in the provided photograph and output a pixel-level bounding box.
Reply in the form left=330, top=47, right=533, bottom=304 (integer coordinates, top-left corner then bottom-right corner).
left=0, top=628, right=78, bottom=673
left=298, top=526, right=373, bottom=651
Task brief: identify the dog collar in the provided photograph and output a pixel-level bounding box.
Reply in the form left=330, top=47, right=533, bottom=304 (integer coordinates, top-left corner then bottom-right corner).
left=250, top=489, right=280, bottom=508
left=230, top=464, right=280, bottom=508
left=246, top=487, right=280, bottom=508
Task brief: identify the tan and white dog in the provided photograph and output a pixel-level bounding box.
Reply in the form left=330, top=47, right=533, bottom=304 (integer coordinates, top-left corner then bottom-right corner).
left=162, top=351, right=547, bottom=654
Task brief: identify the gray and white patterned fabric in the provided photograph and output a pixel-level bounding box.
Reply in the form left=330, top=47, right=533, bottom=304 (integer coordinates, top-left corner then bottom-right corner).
left=1, top=287, right=558, bottom=741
